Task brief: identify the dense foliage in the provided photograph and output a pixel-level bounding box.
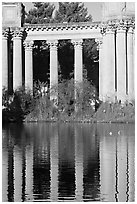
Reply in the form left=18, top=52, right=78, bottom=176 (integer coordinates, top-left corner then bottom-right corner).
left=53, top=2, right=92, bottom=23
left=2, top=83, right=135, bottom=123
left=25, top=2, right=55, bottom=24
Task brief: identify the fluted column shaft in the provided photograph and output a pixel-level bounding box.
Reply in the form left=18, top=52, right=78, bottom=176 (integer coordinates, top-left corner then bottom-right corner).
left=47, top=40, right=58, bottom=87
left=47, top=40, right=58, bottom=100
left=127, top=27, right=134, bottom=101
left=24, top=41, right=34, bottom=91
left=101, top=28, right=116, bottom=102
left=72, top=39, right=83, bottom=83
left=13, top=29, right=23, bottom=90
left=96, top=38, right=103, bottom=101
left=116, top=26, right=127, bottom=103
left=2, top=30, right=9, bottom=89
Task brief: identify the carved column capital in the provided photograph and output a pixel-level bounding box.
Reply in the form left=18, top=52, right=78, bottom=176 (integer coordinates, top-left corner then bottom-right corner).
left=2, top=29, right=9, bottom=39
left=71, top=39, right=83, bottom=48
left=47, top=40, right=58, bottom=50
left=116, top=19, right=128, bottom=33
left=13, top=28, right=24, bottom=39
left=95, top=38, right=103, bottom=50
left=24, top=41, right=34, bottom=51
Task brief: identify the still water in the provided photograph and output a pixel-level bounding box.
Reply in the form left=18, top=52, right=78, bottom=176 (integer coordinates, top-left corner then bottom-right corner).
left=2, top=123, right=135, bottom=202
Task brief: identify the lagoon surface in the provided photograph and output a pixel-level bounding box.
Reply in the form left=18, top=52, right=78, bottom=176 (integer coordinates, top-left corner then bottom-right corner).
left=2, top=123, right=135, bottom=202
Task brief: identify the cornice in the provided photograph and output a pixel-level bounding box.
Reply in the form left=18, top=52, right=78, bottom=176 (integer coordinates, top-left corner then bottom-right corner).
left=24, top=22, right=102, bottom=32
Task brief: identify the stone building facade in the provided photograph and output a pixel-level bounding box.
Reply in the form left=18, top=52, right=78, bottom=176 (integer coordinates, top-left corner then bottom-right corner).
left=2, top=2, right=135, bottom=102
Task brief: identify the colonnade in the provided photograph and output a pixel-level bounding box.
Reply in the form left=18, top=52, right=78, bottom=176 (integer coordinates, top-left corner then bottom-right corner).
left=97, top=22, right=135, bottom=102
left=2, top=29, right=83, bottom=92
left=2, top=20, right=135, bottom=102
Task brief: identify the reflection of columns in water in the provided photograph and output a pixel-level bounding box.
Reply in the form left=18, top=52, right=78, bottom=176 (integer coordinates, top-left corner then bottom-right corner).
left=7, top=135, right=14, bottom=202
left=74, top=125, right=83, bottom=201
left=50, top=126, right=59, bottom=201
left=99, top=131, right=116, bottom=201
left=26, top=145, right=34, bottom=201
left=117, top=134, right=127, bottom=201
left=14, top=146, right=23, bottom=202
left=2, top=148, right=8, bottom=201
left=128, top=133, right=135, bottom=201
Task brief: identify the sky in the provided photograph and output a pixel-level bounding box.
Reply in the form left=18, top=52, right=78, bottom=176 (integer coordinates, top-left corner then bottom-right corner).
left=23, top=1, right=102, bottom=21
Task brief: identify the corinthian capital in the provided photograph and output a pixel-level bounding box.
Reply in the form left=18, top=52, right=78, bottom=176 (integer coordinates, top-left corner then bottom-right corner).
left=71, top=39, right=83, bottom=47
left=24, top=41, right=34, bottom=50
left=2, top=29, right=9, bottom=39
left=95, top=38, right=103, bottom=50
left=47, top=40, right=58, bottom=50
left=13, top=28, right=24, bottom=38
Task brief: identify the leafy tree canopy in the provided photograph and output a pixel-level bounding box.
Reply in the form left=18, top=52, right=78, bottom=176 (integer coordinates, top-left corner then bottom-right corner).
left=25, top=2, right=55, bottom=24
left=54, top=2, right=92, bottom=22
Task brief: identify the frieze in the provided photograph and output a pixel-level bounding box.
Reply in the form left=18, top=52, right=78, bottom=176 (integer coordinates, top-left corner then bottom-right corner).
left=24, top=22, right=101, bottom=32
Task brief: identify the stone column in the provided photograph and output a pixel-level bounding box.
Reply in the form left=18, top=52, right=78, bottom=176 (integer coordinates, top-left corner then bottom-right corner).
left=13, top=29, right=23, bottom=90
left=72, top=39, right=83, bottom=83
left=95, top=38, right=103, bottom=101
left=100, top=26, right=116, bottom=102
left=47, top=40, right=58, bottom=100
left=24, top=41, right=34, bottom=91
left=2, top=29, right=9, bottom=89
left=127, top=26, right=134, bottom=101
left=116, top=24, right=127, bottom=103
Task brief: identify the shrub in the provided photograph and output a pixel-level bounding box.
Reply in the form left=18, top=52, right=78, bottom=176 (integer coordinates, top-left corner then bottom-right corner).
left=2, top=87, right=35, bottom=122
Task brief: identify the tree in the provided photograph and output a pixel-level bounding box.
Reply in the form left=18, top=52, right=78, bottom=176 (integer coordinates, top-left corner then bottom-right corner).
left=54, top=2, right=92, bottom=23
left=25, top=2, right=55, bottom=24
